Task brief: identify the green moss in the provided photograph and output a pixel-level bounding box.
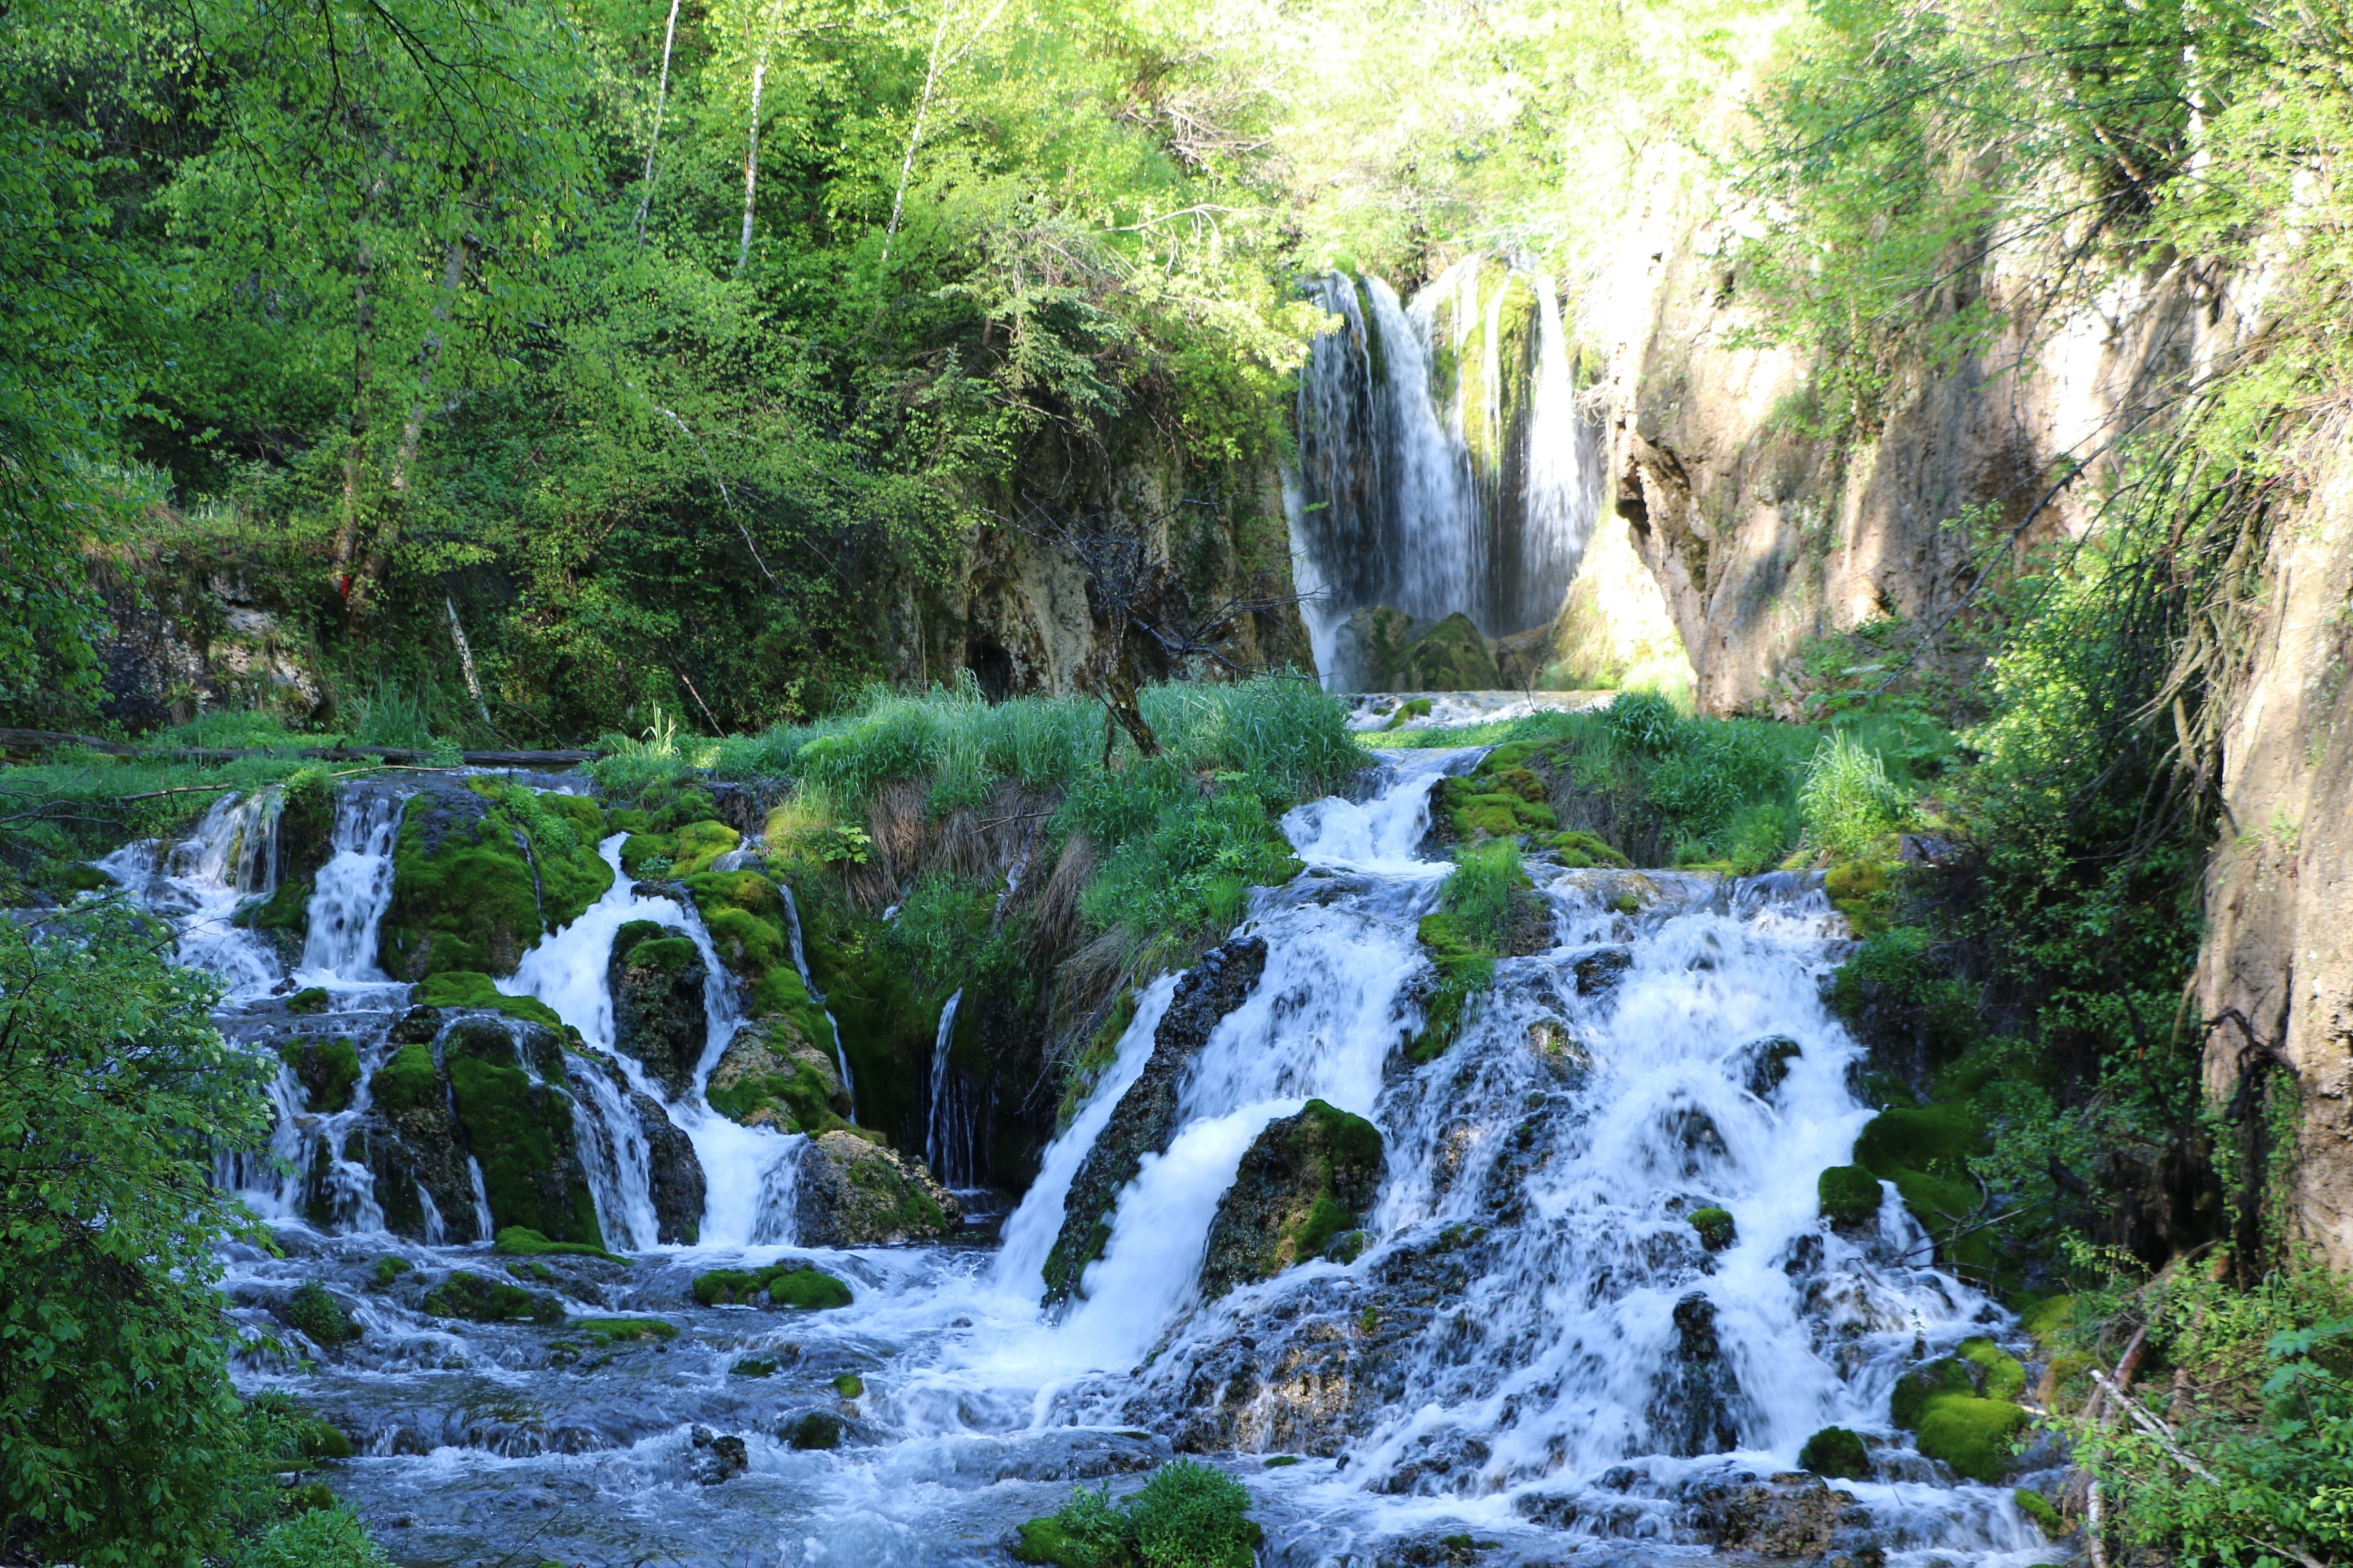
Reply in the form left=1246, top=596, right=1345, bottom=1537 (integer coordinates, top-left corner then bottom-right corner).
left=446, top=1054, right=602, bottom=1247
left=732, top=1355, right=783, bottom=1378
left=367, top=1043, right=441, bottom=1114
left=706, top=1059, right=840, bottom=1132
left=1688, top=1207, right=1736, bottom=1250
left=620, top=832, right=675, bottom=877
left=285, top=986, right=330, bottom=1015
left=493, top=1225, right=620, bottom=1262
left=692, top=1263, right=853, bottom=1309
left=1798, top=1425, right=1870, bottom=1479
left=508, top=1259, right=554, bottom=1282
left=238, top=877, right=314, bottom=935
left=833, top=1373, right=864, bottom=1398
left=1816, top=1165, right=1882, bottom=1225
left=422, top=1272, right=562, bottom=1324
left=1379, top=697, right=1434, bottom=730
left=369, top=1256, right=411, bottom=1289
left=569, top=1316, right=678, bottom=1343
left=280, top=1282, right=360, bottom=1346
left=1011, top=1517, right=1109, bottom=1567
left=1854, top=1104, right=1985, bottom=1176
left=670, top=820, right=741, bottom=877
left=1913, top=1394, right=2028, bottom=1483
left=1399, top=612, right=1502, bottom=691
left=1891, top=1357, right=1978, bottom=1428
left=2013, top=1488, right=2063, bottom=1537
left=281, top=1038, right=360, bottom=1112
left=1957, top=1337, right=2027, bottom=1401
left=2018, top=1293, right=2078, bottom=1344
left=412, top=970, right=565, bottom=1031
left=1544, top=829, right=1632, bottom=869
left=379, top=796, right=543, bottom=979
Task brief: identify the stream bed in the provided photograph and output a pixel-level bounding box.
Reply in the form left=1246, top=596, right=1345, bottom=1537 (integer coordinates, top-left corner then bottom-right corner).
left=106, top=753, right=2061, bottom=1567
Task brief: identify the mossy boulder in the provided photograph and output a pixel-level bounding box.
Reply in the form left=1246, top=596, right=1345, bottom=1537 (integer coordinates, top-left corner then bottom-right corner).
left=377, top=781, right=612, bottom=980
left=363, top=1042, right=482, bottom=1243
left=281, top=1038, right=360, bottom=1114
left=608, top=920, right=707, bottom=1098
left=692, top=1262, right=853, bottom=1309
left=493, top=1225, right=618, bottom=1261
left=794, top=1130, right=960, bottom=1248
left=1544, top=829, right=1632, bottom=869
left=442, top=1019, right=604, bottom=1249
left=683, top=868, right=834, bottom=1047
left=277, top=1281, right=360, bottom=1346
left=423, top=1270, right=562, bottom=1324
left=1200, top=1099, right=1386, bottom=1297
left=1852, top=1103, right=1992, bottom=1267
left=1399, top=612, right=1502, bottom=691
left=670, top=820, right=741, bottom=877
left=2014, top=1488, right=2064, bottom=1538
left=1957, top=1336, right=2028, bottom=1400
left=284, top=985, right=330, bottom=1016
left=706, top=1018, right=848, bottom=1133
left=411, top=970, right=566, bottom=1031
left=1817, top=1164, right=1883, bottom=1229
left=1797, top=1425, right=1869, bottom=1480
left=1891, top=1353, right=2028, bottom=1482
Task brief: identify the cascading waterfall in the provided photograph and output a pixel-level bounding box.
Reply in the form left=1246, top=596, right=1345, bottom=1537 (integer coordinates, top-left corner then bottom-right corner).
left=926, top=989, right=972, bottom=1192
left=1289, top=261, right=1607, bottom=684
left=777, top=880, right=856, bottom=1117
left=98, top=789, right=287, bottom=1001
left=501, top=835, right=803, bottom=1248
left=295, top=787, right=404, bottom=987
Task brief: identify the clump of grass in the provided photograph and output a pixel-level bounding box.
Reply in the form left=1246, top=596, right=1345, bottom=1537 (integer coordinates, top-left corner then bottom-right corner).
left=1438, top=840, right=1526, bottom=951
left=1015, top=1460, right=1260, bottom=1568
left=1799, top=730, right=1911, bottom=860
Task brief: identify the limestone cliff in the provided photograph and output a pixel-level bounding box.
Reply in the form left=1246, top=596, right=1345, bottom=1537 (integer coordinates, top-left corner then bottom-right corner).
left=2196, top=434, right=2353, bottom=1268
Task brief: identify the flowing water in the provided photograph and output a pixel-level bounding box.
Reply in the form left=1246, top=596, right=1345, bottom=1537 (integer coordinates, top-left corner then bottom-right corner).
left=101, top=762, right=2058, bottom=1566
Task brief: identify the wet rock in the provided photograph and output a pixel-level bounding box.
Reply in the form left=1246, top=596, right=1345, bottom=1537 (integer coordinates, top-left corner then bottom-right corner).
left=706, top=1017, right=847, bottom=1132
left=365, top=1042, right=482, bottom=1242
left=1042, top=935, right=1268, bottom=1303
left=1650, top=1293, right=1743, bottom=1456
left=781, top=1409, right=843, bottom=1450
left=1691, top=1473, right=1862, bottom=1556
left=630, top=1090, right=706, bottom=1245
left=608, top=920, right=707, bottom=1097
left=389, top=1004, right=443, bottom=1044
left=284, top=1037, right=360, bottom=1113
left=1200, top=1099, right=1386, bottom=1298
left=690, top=1424, right=749, bottom=1482
left=1737, top=1034, right=1804, bottom=1098
left=441, top=1020, right=604, bottom=1247
left=422, top=1270, right=562, bottom=1324
left=1573, top=946, right=1633, bottom=995
left=792, top=1130, right=960, bottom=1247
left=376, top=785, right=537, bottom=980
left=1664, top=1104, right=1728, bottom=1174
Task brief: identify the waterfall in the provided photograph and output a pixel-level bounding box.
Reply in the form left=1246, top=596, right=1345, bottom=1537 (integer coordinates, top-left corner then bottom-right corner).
left=926, top=989, right=970, bottom=1191
left=98, top=789, right=286, bottom=1002
left=296, top=788, right=404, bottom=986
left=1288, top=261, right=1608, bottom=681
left=500, top=834, right=803, bottom=1250
left=778, top=880, right=856, bottom=1119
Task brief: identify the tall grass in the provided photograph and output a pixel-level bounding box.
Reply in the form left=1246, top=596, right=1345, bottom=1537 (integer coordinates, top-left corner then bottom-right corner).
left=1799, top=730, right=1911, bottom=860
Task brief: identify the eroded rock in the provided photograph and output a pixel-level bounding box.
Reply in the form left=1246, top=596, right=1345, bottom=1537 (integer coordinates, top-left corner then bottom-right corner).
left=792, top=1130, right=960, bottom=1247
left=609, top=920, right=707, bottom=1097
left=631, top=1090, right=706, bottom=1245
left=1200, top=1099, right=1386, bottom=1298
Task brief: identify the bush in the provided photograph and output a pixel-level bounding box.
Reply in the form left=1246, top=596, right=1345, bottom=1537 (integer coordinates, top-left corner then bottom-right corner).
left=1438, top=840, right=1528, bottom=950
left=234, top=1506, right=392, bottom=1568
left=0, top=905, right=278, bottom=1566
left=1018, top=1462, right=1260, bottom=1568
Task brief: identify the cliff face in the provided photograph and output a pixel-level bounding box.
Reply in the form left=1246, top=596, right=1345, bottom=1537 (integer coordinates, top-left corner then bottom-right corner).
left=2195, top=437, right=2353, bottom=1268
left=1591, top=147, right=2252, bottom=716
left=893, top=429, right=1310, bottom=698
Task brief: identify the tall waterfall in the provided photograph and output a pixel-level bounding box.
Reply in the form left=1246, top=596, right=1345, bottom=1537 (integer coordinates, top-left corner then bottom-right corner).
left=1290, top=260, right=1605, bottom=680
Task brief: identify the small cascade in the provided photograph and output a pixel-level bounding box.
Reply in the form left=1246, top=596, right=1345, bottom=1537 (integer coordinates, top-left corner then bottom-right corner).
left=295, top=788, right=405, bottom=987
left=777, top=880, right=855, bottom=1118
left=466, top=1157, right=495, bottom=1240
left=501, top=835, right=803, bottom=1249
left=925, top=989, right=972, bottom=1191
left=98, top=789, right=287, bottom=1002
left=1288, top=262, right=1607, bottom=682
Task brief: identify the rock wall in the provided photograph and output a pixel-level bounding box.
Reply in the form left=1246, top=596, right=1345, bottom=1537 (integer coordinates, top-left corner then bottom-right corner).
left=1588, top=143, right=2258, bottom=716
left=2195, top=431, right=2353, bottom=1268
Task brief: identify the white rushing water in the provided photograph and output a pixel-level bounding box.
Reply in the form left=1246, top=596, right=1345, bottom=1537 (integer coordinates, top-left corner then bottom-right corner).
left=501, top=834, right=803, bottom=1250
left=98, top=789, right=286, bottom=1002
left=295, top=788, right=404, bottom=990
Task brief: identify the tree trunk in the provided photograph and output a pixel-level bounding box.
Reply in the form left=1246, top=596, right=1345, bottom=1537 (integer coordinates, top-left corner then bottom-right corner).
left=634, top=0, right=685, bottom=244
left=735, top=0, right=786, bottom=278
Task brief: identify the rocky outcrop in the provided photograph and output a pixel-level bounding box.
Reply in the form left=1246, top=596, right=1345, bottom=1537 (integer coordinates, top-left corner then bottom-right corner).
left=630, top=1090, right=706, bottom=1245
left=791, top=1131, right=961, bottom=1247
left=2196, top=438, right=2353, bottom=1268
left=364, top=1040, right=481, bottom=1243
left=706, top=1018, right=848, bottom=1132
left=1040, top=935, right=1269, bottom=1303
left=1199, top=1100, right=1385, bottom=1298
left=609, top=920, right=707, bottom=1097
left=441, top=1017, right=605, bottom=1248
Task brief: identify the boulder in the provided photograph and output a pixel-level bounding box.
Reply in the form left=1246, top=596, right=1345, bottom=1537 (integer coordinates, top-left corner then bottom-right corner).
left=609, top=920, right=708, bottom=1097
left=441, top=1018, right=603, bottom=1248
left=706, top=1017, right=848, bottom=1132
left=631, top=1090, right=706, bottom=1245
left=1042, top=936, right=1269, bottom=1303
left=1649, top=1292, right=1742, bottom=1456
left=1200, top=1100, right=1386, bottom=1298
left=364, top=1041, right=481, bottom=1242
left=793, top=1130, right=961, bottom=1247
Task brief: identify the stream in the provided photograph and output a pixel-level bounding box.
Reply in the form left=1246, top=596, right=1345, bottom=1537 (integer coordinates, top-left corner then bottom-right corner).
left=103, top=755, right=2061, bottom=1567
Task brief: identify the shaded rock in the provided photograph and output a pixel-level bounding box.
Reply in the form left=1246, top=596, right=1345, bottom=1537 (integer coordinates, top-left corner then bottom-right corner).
left=781, top=1410, right=844, bottom=1451
left=1201, top=1099, right=1386, bottom=1298
left=707, top=1016, right=847, bottom=1131
left=390, top=1004, right=444, bottom=1044
left=631, top=1090, right=706, bottom=1244
left=1650, top=1292, right=1742, bottom=1456
left=284, top=1037, right=360, bottom=1113
left=1398, top=612, right=1503, bottom=691
left=1737, top=1034, right=1804, bottom=1098
left=792, top=1130, right=960, bottom=1247
left=690, top=1424, right=749, bottom=1482
left=442, top=1018, right=603, bottom=1248
left=1692, top=1473, right=1861, bottom=1556
left=608, top=920, right=707, bottom=1097
left=422, top=1270, right=560, bottom=1324
left=1041, top=936, right=1269, bottom=1304
left=1574, top=947, right=1633, bottom=995
left=364, top=1041, right=481, bottom=1243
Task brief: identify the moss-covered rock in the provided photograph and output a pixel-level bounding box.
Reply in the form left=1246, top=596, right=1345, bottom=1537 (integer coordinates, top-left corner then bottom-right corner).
left=1853, top=1103, right=1993, bottom=1267
left=1042, top=937, right=1268, bottom=1303
left=684, top=868, right=834, bottom=1047
left=1817, top=1164, right=1883, bottom=1228
left=1200, top=1099, right=1386, bottom=1297
left=422, top=1270, right=562, bottom=1324
left=571, top=1315, right=679, bottom=1343
left=282, top=1038, right=360, bottom=1113
left=1889, top=1353, right=2027, bottom=1482
left=670, top=820, right=741, bottom=877
left=377, top=781, right=613, bottom=980
left=362, top=1041, right=483, bottom=1243
left=1688, top=1207, right=1736, bottom=1251
left=608, top=920, right=707, bottom=1098
left=284, top=985, right=330, bottom=1016
left=493, top=1225, right=617, bottom=1261
left=1399, top=612, right=1503, bottom=691
left=794, top=1130, right=960, bottom=1248
left=1797, top=1425, right=1869, bottom=1480
left=706, top=1018, right=848, bottom=1133
left=2014, top=1488, right=2064, bottom=1538
left=1543, top=829, right=1633, bottom=869
left=627, top=1088, right=706, bottom=1245
left=444, top=1019, right=603, bottom=1248
left=277, top=1281, right=361, bottom=1346
left=692, top=1262, right=853, bottom=1309
left=411, top=970, right=565, bottom=1031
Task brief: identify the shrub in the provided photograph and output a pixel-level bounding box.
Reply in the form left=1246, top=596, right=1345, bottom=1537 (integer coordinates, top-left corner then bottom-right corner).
left=1017, top=1462, right=1260, bottom=1568
left=234, top=1505, right=392, bottom=1568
